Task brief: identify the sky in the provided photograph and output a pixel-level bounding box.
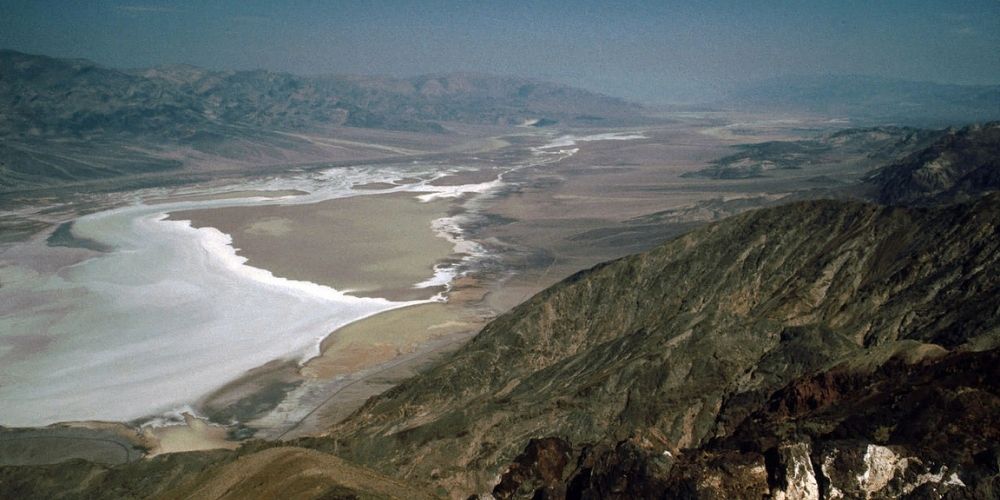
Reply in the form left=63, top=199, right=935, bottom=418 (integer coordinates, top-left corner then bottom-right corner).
left=2, top=0, right=999, bottom=103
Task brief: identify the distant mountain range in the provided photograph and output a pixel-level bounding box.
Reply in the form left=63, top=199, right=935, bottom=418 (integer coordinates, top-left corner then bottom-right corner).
left=0, top=49, right=640, bottom=137
left=0, top=49, right=643, bottom=192
left=722, top=74, right=1000, bottom=126
left=3, top=49, right=999, bottom=193
left=684, top=125, right=945, bottom=179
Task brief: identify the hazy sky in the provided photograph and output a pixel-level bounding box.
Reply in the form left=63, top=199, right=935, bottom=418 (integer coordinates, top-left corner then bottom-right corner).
left=2, top=0, right=999, bottom=103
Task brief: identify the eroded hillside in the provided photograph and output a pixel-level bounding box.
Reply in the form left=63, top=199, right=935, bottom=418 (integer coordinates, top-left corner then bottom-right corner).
left=308, top=193, right=999, bottom=496
left=867, top=122, right=1000, bottom=205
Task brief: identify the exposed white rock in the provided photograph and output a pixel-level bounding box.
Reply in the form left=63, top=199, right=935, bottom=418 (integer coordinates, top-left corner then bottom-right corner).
left=902, top=466, right=967, bottom=495
left=821, top=443, right=967, bottom=498
left=773, top=442, right=820, bottom=500
left=944, top=472, right=966, bottom=487
left=856, top=444, right=906, bottom=496
left=821, top=453, right=845, bottom=499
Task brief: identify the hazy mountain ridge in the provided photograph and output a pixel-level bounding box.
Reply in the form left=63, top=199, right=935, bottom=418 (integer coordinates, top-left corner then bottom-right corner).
left=0, top=49, right=642, bottom=191
left=0, top=50, right=210, bottom=138
left=724, top=75, right=1000, bottom=126
left=0, top=49, right=640, bottom=137
left=685, top=125, right=944, bottom=179
left=866, top=122, right=1000, bottom=205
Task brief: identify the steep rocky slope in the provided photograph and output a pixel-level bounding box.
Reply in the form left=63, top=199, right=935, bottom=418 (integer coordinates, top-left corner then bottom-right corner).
left=867, top=122, right=1000, bottom=205
left=318, top=194, right=999, bottom=495
left=663, top=347, right=999, bottom=499
left=493, top=344, right=998, bottom=498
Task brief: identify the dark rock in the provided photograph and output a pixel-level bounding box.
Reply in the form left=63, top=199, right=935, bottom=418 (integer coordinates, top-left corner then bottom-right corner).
left=493, top=437, right=573, bottom=499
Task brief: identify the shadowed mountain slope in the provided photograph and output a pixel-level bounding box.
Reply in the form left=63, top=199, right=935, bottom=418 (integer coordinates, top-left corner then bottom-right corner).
left=317, top=193, right=1000, bottom=495
left=685, top=125, right=944, bottom=179
left=866, top=122, right=1000, bottom=205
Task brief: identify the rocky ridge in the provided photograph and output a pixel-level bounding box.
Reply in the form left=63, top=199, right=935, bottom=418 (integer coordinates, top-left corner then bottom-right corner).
left=685, top=126, right=944, bottom=179
left=866, top=122, right=1000, bottom=205
left=308, top=192, right=999, bottom=496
